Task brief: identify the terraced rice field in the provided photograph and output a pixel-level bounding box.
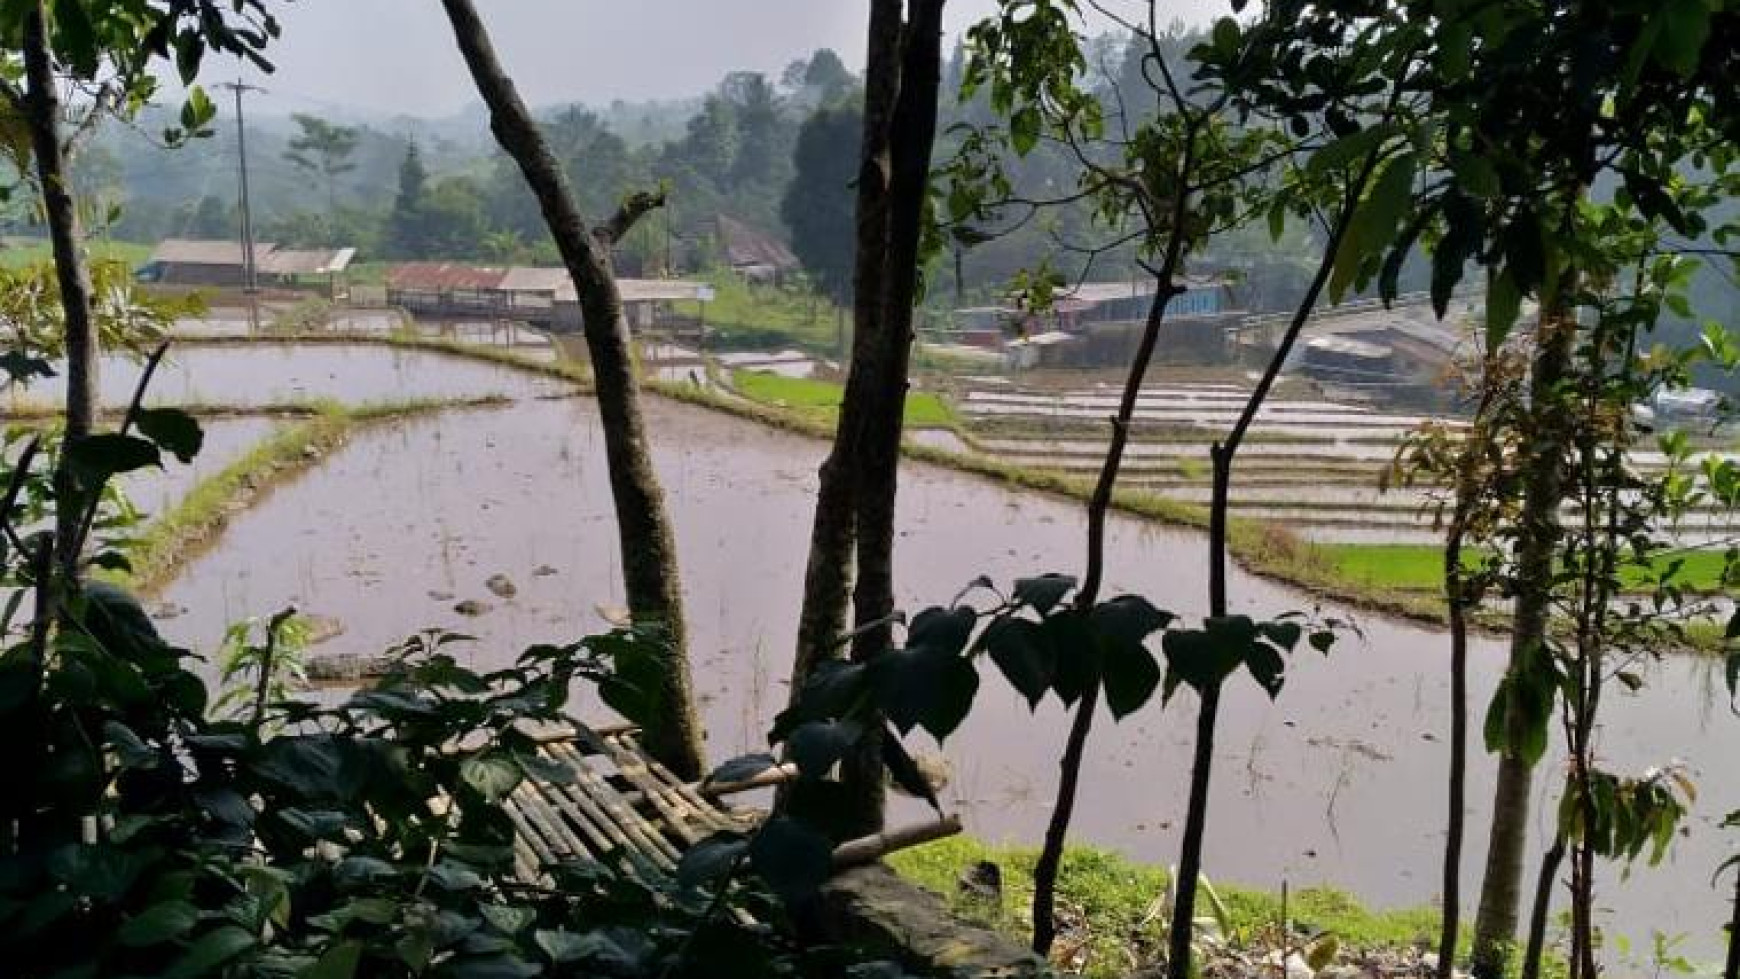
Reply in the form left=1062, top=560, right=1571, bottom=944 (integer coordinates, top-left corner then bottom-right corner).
left=950, top=377, right=1740, bottom=547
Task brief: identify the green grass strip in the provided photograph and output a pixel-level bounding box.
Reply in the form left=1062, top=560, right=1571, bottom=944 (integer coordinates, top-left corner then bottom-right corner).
left=886, top=836, right=1446, bottom=979
left=729, top=368, right=957, bottom=429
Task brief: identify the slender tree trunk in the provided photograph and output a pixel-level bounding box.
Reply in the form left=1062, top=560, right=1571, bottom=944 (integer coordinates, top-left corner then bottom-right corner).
left=1724, top=863, right=1739, bottom=979
left=1166, top=150, right=1378, bottom=979
left=19, top=1, right=99, bottom=583
left=1521, top=834, right=1566, bottom=979
left=1472, top=309, right=1574, bottom=979
left=1032, top=271, right=1185, bottom=955
left=781, top=0, right=945, bottom=840
left=1438, top=360, right=1503, bottom=979
left=438, top=0, right=704, bottom=779
left=836, top=0, right=947, bottom=836
left=785, top=0, right=901, bottom=699
left=1438, top=544, right=1470, bottom=979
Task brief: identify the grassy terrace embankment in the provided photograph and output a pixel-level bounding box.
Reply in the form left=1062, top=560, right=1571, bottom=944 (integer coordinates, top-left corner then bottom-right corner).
left=729, top=368, right=957, bottom=428
left=888, top=837, right=1448, bottom=979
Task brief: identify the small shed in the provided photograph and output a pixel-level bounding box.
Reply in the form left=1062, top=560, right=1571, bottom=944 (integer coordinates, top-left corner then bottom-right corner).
left=497, top=267, right=572, bottom=316
left=138, top=239, right=355, bottom=295
left=551, top=278, right=714, bottom=333
left=1301, top=335, right=1396, bottom=382
left=386, top=263, right=511, bottom=318
left=714, top=215, right=798, bottom=284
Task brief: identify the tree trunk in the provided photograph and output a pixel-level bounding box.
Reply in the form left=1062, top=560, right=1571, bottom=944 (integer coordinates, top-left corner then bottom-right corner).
left=1438, top=359, right=1503, bottom=979
left=438, top=0, right=704, bottom=779
left=1472, top=311, right=1573, bottom=979
left=782, top=0, right=945, bottom=841
left=1521, top=834, right=1566, bottom=979
left=785, top=0, right=902, bottom=700
left=1166, top=146, right=1379, bottom=979
left=1724, top=861, right=1739, bottom=979
left=20, top=1, right=99, bottom=583
left=1032, top=273, right=1185, bottom=955
left=839, top=0, right=947, bottom=837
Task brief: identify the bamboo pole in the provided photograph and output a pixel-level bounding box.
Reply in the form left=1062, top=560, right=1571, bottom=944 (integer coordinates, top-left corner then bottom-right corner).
left=832, top=815, right=963, bottom=870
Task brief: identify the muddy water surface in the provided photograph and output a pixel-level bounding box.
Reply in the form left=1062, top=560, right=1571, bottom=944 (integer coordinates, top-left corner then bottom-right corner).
left=20, top=343, right=566, bottom=409
left=147, top=393, right=1740, bottom=962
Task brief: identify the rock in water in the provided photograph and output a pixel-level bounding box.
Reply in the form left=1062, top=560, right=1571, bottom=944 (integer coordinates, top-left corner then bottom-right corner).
left=486, top=574, right=517, bottom=599
left=454, top=599, right=493, bottom=617
left=306, top=652, right=396, bottom=682
left=301, top=614, right=345, bottom=646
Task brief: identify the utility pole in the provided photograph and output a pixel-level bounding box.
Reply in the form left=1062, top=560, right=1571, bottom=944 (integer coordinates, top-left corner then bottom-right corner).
left=217, top=79, right=265, bottom=329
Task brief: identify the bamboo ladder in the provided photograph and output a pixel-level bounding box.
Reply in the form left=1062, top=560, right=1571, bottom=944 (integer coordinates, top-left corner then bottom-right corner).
left=505, top=719, right=962, bottom=890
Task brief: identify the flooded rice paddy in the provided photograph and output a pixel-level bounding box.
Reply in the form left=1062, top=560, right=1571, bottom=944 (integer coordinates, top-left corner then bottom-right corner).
left=12, top=342, right=568, bottom=411
left=123, top=342, right=1738, bottom=963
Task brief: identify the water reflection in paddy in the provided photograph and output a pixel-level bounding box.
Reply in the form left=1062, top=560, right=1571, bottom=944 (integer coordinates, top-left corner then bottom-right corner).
left=148, top=393, right=1737, bottom=962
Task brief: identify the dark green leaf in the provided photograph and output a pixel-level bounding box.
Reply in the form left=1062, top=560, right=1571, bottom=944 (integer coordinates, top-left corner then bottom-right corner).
left=703, top=753, right=780, bottom=788
left=1090, top=595, right=1174, bottom=649
left=164, top=925, right=254, bottom=979
left=1486, top=267, right=1522, bottom=348
left=1010, top=106, right=1041, bottom=156
left=872, top=643, right=980, bottom=741
left=0, top=351, right=52, bottom=383
left=677, top=832, right=750, bottom=889
left=788, top=719, right=862, bottom=778
left=118, top=900, right=200, bottom=947
left=1245, top=642, right=1286, bottom=699
left=302, top=941, right=363, bottom=979
left=461, top=755, right=522, bottom=803
left=1100, top=642, right=1160, bottom=719
left=981, top=617, right=1054, bottom=709
left=749, top=816, right=834, bottom=905
left=881, top=728, right=942, bottom=812
left=136, top=408, right=205, bottom=464
left=1014, top=574, right=1076, bottom=615
left=66, top=433, right=161, bottom=484
left=907, top=605, right=978, bottom=658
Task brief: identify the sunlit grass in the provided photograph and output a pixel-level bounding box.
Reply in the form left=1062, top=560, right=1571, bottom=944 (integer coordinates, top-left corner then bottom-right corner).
left=887, top=835, right=1445, bottom=979
left=730, top=368, right=957, bottom=429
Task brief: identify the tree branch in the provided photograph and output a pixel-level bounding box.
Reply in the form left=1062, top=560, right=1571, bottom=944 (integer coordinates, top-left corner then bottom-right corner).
left=595, top=187, right=668, bottom=247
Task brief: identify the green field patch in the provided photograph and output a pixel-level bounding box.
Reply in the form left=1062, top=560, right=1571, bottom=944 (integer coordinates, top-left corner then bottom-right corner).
left=731, top=368, right=956, bottom=429
left=887, top=836, right=1445, bottom=979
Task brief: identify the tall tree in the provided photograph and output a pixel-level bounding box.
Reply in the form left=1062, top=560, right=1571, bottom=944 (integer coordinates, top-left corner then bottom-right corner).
left=0, top=0, right=274, bottom=583
left=284, top=112, right=360, bottom=229
left=724, top=72, right=786, bottom=189
left=782, top=104, right=861, bottom=304
left=386, top=140, right=430, bottom=258
left=438, top=0, right=706, bottom=779
left=782, top=0, right=945, bottom=840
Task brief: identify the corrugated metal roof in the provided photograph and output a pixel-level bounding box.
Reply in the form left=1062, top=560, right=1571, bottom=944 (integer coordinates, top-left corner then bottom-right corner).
left=498, top=267, right=571, bottom=293
left=261, top=247, right=355, bottom=275
left=387, top=263, right=509, bottom=291
left=716, top=214, right=798, bottom=270
left=553, top=278, right=713, bottom=304
left=1055, top=276, right=1230, bottom=305
left=150, top=238, right=278, bottom=266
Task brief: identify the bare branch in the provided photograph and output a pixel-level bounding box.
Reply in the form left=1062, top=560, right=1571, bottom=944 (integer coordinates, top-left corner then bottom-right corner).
left=595, top=187, right=668, bottom=246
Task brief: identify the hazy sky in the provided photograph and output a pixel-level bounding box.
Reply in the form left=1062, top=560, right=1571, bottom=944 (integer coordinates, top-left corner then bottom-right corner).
left=217, top=0, right=1227, bottom=119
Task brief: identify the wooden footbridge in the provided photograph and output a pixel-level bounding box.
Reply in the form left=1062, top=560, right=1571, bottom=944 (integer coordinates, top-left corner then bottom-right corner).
left=503, top=721, right=962, bottom=886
